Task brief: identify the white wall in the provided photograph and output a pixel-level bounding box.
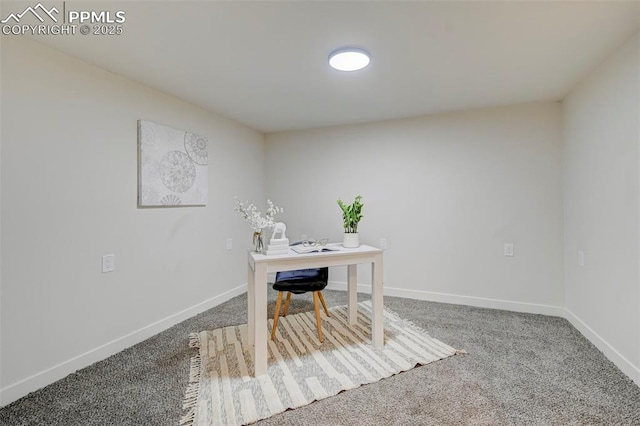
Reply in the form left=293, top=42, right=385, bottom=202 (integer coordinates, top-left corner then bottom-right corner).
left=0, top=37, right=265, bottom=405
left=563, top=33, right=640, bottom=383
left=266, top=102, right=564, bottom=314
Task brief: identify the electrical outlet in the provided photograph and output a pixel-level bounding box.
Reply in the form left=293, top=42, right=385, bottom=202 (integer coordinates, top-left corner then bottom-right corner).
left=380, top=238, right=388, bottom=250
left=102, top=254, right=115, bottom=273
left=504, top=243, right=514, bottom=257
left=226, top=238, right=233, bottom=251
left=578, top=250, right=585, bottom=267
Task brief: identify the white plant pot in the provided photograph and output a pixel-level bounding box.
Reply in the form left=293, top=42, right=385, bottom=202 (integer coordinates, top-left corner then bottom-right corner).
left=342, top=232, right=360, bottom=248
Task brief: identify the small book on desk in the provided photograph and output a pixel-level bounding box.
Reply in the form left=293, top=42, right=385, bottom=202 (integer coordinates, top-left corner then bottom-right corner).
left=291, top=244, right=341, bottom=254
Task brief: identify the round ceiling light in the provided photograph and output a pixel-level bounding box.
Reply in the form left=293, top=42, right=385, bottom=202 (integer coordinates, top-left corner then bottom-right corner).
left=328, top=48, right=370, bottom=71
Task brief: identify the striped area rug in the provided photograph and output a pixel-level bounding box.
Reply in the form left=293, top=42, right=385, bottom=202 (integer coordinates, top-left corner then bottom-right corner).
left=181, top=301, right=462, bottom=426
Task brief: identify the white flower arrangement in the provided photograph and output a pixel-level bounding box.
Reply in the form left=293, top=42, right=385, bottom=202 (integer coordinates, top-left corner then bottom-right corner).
left=234, top=197, right=283, bottom=231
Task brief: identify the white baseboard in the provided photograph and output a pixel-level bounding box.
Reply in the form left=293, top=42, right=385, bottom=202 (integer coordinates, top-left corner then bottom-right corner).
left=0, top=283, right=247, bottom=407
left=326, top=281, right=565, bottom=317
left=563, top=308, right=640, bottom=386
left=327, top=280, right=640, bottom=386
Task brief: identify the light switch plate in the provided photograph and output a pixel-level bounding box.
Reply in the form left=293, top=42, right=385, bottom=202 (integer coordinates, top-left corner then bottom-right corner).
left=380, top=238, right=388, bottom=250
left=504, top=243, right=514, bottom=257
left=102, top=254, right=115, bottom=273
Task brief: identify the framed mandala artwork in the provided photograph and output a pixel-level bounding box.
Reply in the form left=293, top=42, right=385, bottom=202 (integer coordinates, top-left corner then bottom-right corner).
left=138, top=120, right=208, bottom=207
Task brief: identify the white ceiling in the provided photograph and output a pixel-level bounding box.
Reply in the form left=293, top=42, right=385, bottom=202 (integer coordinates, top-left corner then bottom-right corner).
left=25, top=1, right=640, bottom=133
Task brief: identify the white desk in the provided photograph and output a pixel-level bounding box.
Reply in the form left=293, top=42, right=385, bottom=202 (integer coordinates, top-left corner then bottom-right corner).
left=247, top=244, right=384, bottom=377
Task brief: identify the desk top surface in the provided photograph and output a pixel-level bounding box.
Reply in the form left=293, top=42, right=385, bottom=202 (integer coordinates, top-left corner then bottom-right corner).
left=249, top=243, right=382, bottom=263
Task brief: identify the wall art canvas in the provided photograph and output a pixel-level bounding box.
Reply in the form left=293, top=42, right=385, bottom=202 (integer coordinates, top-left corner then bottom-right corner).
left=138, top=120, right=208, bottom=207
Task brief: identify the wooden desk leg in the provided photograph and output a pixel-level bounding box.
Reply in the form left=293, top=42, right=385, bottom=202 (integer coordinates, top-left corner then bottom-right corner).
left=371, top=253, right=384, bottom=348
left=347, top=264, right=358, bottom=324
left=253, top=263, right=268, bottom=376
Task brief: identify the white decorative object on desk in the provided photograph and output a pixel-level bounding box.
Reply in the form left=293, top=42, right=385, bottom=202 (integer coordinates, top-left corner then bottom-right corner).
left=266, top=222, right=289, bottom=255
left=266, top=246, right=289, bottom=255
left=271, top=222, right=287, bottom=240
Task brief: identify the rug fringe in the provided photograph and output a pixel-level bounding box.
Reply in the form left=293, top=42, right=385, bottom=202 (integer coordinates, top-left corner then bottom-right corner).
left=188, top=332, right=201, bottom=349
left=181, top=333, right=203, bottom=426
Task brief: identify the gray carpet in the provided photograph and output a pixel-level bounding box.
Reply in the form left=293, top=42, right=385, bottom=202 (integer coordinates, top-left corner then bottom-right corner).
left=1, top=289, right=639, bottom=425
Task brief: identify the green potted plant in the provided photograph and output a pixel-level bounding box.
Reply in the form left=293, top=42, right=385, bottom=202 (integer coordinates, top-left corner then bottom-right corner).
left=337, top=195, right=364, bottom=248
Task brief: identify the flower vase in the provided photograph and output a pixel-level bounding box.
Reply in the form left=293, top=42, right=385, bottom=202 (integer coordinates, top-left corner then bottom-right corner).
left=253, top=230, right=265, bottom=253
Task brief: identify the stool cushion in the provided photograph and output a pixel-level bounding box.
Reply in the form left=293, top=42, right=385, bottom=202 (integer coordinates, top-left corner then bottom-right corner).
left=274, top=267, right=328, bottom=294
left=273, top=280, right=327, bottom=294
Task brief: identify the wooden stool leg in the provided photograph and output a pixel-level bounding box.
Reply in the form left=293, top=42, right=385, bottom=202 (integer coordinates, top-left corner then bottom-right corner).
left=318, top=291, right=330, bottom=317
left=313, top=291, right=324, bottom=343
left=271, top=291, right=283, bottom=341
left=283, top=292, right=292, bottom=316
